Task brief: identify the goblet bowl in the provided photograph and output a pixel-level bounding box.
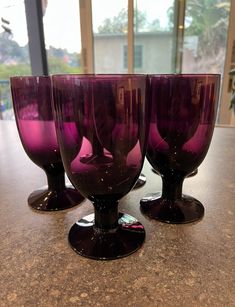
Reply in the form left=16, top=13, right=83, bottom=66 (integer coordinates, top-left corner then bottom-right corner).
left=11, top=76, right=84, bottom=211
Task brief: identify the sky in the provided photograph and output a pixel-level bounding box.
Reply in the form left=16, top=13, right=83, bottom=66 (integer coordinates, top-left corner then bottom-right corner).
left=0, top=0, right=173, bottom=53
left=0, top=0, right=28, bottom=45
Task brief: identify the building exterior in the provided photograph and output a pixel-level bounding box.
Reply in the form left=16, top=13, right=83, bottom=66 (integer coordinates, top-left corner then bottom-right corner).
left=94, top=32, right=176, bottom=74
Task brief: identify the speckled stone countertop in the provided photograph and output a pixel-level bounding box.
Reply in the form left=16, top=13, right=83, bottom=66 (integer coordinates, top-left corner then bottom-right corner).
left=0, top=121, right=234, bottom=307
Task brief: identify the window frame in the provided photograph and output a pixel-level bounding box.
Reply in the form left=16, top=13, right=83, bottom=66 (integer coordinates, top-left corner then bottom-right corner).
left=24, top=0, right=235, bottom=125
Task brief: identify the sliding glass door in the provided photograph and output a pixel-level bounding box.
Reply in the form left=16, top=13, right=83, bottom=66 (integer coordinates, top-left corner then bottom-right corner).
left=1, top=0, right=234, bottom=124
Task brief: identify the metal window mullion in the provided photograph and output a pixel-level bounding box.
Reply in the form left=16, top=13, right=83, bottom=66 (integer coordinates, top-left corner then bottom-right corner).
left=128, top=0, right=134, bottom=73
left=172, top=0, right=186, bottom=73
left=24, top=0, right=48, bottom=76
left=219, top=0, right=235, bottom=125
left=79, top=0, right=94, bottom=73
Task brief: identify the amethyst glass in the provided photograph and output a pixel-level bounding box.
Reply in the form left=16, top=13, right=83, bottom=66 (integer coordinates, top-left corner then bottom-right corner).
left=52, top=74, right=148, bottom=260
left=140, top=74, right=220, bottom=224
left=10, top=76, right=84, bottom=211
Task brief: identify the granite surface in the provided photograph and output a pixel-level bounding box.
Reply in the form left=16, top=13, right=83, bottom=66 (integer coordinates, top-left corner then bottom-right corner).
left=0, top=121, right=234, bottom=307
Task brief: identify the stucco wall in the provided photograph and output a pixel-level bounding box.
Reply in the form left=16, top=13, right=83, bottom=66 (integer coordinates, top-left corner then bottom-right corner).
left=94, top=32, right=174, bottom=73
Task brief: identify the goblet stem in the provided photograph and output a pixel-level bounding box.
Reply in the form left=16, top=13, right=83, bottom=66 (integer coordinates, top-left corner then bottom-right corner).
left=45, top=163, right=66, bottom=191
left=80, top=136, right=113, bottom=164
left=114, top=154, right=127, bottom=167
left=161, top=176, right=184, bottom=201
left=140, top=174, right=204, bottom=223
left=28, top=161, right=84, bottom=211
left=92, top=136, right=104, bottom=156
left=94, top=201, right=119, bottom=231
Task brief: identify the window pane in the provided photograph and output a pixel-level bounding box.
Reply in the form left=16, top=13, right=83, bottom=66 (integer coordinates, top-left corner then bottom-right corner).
left=0, top=0, right=30, bottom=120
left=182, top=0, right=231, bottom=74
left=134, top=0, right=175, bottom=73
left=42, top=0, right=82, bottom=74
left=92, top=0, right=128, bottom=73
left=123, top=45, right=143, bottom=69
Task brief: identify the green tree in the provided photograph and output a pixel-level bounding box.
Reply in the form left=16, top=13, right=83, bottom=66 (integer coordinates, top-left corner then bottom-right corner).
left=47, top=56, right=81, bottom=74
left=148, top=19, right=161, bottom=31
left=47, top=46, right=81, bottom=69
left=97, top=8, right=173, bottom=34
left=185, top=0, right=230, bottom=59
left=98, top=8, right=148, bottom=33
left=167, top=6, right=174, bottom=31
left=0, top=63, right=31, bottom=79
left=0, top=32, right=29, bottom=64
left=0, top=33, right=81, bottom=77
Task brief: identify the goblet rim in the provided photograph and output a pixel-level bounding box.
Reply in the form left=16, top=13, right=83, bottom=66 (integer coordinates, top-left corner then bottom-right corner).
left=10, top=75, right=50, bottom=81
left=51, top=73, right=147, bottom=81
left=148, top=73, right=221, bottom=78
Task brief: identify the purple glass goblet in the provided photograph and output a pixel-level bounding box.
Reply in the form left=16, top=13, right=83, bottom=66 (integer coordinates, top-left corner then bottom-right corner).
left=52, top=74, right=149, bottom=260
left=140, top=74, right=220, bottom=224
left=10, top=76, right=84, bottom=211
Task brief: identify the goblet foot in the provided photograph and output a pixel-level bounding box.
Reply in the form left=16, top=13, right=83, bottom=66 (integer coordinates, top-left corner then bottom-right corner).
left=140, top=193, right=204, bottom=224
left=133, top=173, right=146, bottom=189
left=68, top=213, right=145, bottom=260
left=80, top=154, right=113, bottom=164
left=28, top=186, right=84, bottom=211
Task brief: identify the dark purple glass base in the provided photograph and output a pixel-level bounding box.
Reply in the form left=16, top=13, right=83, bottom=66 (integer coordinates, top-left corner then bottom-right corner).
left=68, top=213, right=145, bottom=260
left=140, top=193, right=204, bottom=224
left=133, top=173, right=146, bottom=189
left=28, top=186, right=84, bottom=211
left=152, top=168, right=198, bottom=178
left=80, top=154, right=113, bottom=164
